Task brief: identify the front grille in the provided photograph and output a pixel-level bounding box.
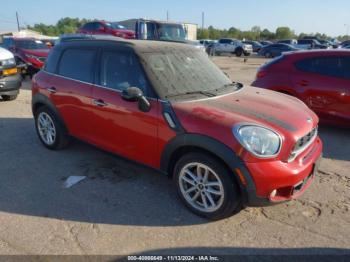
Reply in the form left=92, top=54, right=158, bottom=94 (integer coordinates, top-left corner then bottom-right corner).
left=289, top=126, right=318, bottom=162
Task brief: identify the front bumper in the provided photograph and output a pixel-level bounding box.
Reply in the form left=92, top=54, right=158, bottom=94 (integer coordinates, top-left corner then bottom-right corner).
left=242, top=137, right=323, bottom=206
left=0, top=74, right=22, bottom=95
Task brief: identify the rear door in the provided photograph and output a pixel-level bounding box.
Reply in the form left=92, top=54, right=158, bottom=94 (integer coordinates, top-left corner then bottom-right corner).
left=292, top=56, right=350, bottom=123
left=48, top=47, right=97, bottom=141
left=90, top=48, right=159, bottom=167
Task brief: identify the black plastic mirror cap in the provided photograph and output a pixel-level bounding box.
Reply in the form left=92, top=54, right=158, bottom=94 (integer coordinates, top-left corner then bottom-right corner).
left=122, top=87, right=143, bottom=102
left=138, top=96, right=151, bottom=112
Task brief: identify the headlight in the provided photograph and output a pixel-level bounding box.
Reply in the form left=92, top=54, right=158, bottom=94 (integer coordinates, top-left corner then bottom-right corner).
left=233, top=124, right=282, bottom=157
left=1, top=58, right=16, bottom=66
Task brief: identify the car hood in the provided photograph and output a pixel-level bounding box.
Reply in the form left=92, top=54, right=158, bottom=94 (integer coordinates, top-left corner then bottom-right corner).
left=171, top=86, right=318, bottom=160
left=0, top=47, right=14, bottom=60
left=22, top=49, right=50, bottom=57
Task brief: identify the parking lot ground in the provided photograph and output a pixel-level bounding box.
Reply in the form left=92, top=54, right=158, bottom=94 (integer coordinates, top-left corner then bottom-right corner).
left=0, top=56, right=349, bottom=255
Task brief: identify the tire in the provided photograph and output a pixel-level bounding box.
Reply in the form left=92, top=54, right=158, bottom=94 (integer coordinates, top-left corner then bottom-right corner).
left=235, top=48, right=243, bottom=57
left=1, top=95, right=17, bottom=101
left=265, top=52, right=271, bottom=58
left=34, top=106, right=69, bottom=150
left=173, top=152, right=241, bottom=220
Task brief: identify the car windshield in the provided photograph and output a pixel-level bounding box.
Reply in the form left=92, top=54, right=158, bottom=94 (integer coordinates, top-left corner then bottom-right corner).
left=108, top=22, right=126, bottom=30
left=16, top=40, right=48, bottom=50
left=157, top=24, right=186, bottom=42
left=141, top=49, right=239, bottom=100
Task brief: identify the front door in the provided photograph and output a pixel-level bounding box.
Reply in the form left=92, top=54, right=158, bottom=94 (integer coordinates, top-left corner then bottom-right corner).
left=90, top=49, right=159, bottom=167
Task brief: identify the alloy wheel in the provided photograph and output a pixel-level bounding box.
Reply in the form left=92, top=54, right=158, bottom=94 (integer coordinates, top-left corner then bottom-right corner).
left=178, top=162, right=225, bottom=213
left=37, top=112, right=56, bottom=146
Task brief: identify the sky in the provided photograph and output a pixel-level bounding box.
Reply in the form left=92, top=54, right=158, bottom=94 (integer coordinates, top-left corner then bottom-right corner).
left=1, top=0, right=349, bottom=37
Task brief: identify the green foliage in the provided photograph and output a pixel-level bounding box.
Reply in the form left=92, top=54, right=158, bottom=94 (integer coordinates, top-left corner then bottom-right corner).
left=27, top=17, right=92, bottom=36
left=275, top=27, right=295, bottom=40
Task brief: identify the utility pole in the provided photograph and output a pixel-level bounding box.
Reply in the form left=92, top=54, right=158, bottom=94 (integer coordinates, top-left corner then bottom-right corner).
left=346, top=24, right=350, bottom=40
left=167, top=10, right=169, bottom=21
left=202, top=12, right=205, bottom=29
left=16, top=11, right=20, bottom=32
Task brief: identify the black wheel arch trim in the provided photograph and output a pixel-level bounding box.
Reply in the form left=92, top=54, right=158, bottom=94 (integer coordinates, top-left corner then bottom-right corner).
left=160, top=133, right=259, bottom=205
left=32, top=93, right=68, bottom=134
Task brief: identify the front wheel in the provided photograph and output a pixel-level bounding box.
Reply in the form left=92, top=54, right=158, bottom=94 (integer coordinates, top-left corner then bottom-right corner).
left=173, top=152, right=241, bottom=220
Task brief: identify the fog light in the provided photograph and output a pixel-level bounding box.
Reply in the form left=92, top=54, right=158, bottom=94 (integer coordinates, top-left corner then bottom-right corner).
left=270, top=189, right=277, bottom=198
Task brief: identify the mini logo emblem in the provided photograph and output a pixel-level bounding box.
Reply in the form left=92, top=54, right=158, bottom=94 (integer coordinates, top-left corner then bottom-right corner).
left=307, top=118, right=312, bottom=124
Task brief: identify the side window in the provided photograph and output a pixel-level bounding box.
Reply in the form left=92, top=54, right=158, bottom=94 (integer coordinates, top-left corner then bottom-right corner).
left=82, top=23, right=93, bottom=30
left=100, top=51, right=149, bottom=94
left=341, top=57, right=350, bottom=79
left=295, top=57, right=344, bottom=79
left=44, top=49, right=60, bottom=73
left=146, top=22, right=156, bottom=39
left=58, top=49, right=96, bottom=83
left=219, top=39, right=229, bottom=44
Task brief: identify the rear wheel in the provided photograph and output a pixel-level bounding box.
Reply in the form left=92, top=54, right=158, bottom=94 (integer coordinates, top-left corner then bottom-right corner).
left=34, top=106, right=69, bottom=150
left=235, top=48, right=243, bottom=57
left=173, top=152, right=241, bottom=220
left=1, top=95, right=17, bottom=101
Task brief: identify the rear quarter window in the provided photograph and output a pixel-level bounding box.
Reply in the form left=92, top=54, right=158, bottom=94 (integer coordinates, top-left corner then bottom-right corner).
left=295, top=56, right=349, bottom=79
left=44, top=49, right=60, bottom=73
left=58, top=49, right=96, bottom=83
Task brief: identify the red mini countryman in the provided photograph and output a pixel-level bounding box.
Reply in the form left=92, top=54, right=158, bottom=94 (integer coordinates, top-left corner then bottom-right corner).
left=32, top=36, right=322, bottom=219
left=252, top=50, right=350, bottom=127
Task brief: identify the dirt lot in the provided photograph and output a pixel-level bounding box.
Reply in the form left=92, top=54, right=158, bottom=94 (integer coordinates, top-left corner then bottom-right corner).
left=0, top=56, right=349, bottom=256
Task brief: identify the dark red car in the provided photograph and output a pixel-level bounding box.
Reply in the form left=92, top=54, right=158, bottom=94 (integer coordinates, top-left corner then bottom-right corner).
left=252, top=50, right=350, bottom=127
left=77, top=21, right=135, bottom=39
left=3, top=37, right=50, bottom=77
left=32, top=37, right=322, bottom=219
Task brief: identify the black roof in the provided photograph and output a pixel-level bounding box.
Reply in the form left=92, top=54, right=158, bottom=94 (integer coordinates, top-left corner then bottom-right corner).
left=57, top=34, right=197, bottom=54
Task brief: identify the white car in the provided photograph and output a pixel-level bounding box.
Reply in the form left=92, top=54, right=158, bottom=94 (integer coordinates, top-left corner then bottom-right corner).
left=0, top=47, right=21, bottom=101
left=212, top=38, right=253, bottom=57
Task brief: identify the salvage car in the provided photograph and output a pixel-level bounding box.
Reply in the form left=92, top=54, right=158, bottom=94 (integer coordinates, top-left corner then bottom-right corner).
left=0, top=47, right=21, bottom=101
left=252, top=50, right=350, bottom=127
left=258, top=43, right=300, bottom=58
left=32, top=37, right=322, bottom=219
left=2, top=37, right=50, bottom=77
left=213, top=38, right=253, bottom=57
left=77, top=20, right=135, bottom=39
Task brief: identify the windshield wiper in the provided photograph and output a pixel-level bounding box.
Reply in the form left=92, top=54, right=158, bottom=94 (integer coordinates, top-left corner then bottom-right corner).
left=166, top=90, right=217, bottom=99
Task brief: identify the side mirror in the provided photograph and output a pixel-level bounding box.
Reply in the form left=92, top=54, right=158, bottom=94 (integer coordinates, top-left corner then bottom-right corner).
left=121, top=87, right=151, bottom=112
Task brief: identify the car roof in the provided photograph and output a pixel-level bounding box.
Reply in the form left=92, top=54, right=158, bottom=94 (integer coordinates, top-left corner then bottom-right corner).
left=284, top=49, right=350, bottom=58
left=57, top=35, right=197, bottom=53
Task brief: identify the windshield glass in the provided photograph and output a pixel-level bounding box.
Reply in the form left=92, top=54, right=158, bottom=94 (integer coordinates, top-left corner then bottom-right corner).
left=16, top=40, right=48, bottom=50
left=108, top=22, right=126, bottom=30
left=157, top=24, right=186, bottom=42
left=141, top=49, right=236, bottom=100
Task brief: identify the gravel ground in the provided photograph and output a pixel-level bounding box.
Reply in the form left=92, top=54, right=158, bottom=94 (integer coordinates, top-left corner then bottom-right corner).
left=0, top=56, right=349, bottom=256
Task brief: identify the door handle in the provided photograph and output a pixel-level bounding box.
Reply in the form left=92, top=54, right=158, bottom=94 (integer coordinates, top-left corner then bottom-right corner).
left=298, top=80, right=309, bottom=86
left=47, top=87, right=57, bottom=93
left=92, top=99, right=108, bottom=107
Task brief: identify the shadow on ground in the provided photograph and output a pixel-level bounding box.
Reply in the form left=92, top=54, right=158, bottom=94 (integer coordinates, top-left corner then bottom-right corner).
left=318, top=125, right=350, bottom=161
left=0, top=117, right=348, bottom=227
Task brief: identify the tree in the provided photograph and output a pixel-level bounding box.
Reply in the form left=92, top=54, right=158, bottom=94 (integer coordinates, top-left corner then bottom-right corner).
left=261, top=29, right=275, bottom=40
left=275, top=27, right=294, bottom=40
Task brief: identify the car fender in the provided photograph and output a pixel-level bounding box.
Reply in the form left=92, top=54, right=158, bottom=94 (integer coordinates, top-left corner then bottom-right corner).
left=160, top=133, right=257, bottom=203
